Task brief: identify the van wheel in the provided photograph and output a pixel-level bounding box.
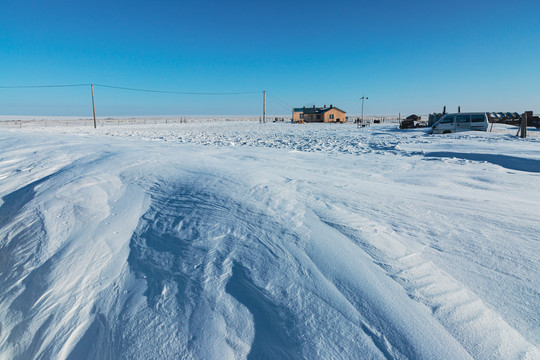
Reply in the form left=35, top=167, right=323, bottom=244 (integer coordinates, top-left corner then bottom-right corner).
left=442, top=130, right=451, bottom=134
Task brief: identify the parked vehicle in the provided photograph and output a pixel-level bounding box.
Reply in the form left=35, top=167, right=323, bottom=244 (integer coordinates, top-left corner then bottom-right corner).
left=400, top=114, right=421, bottom=129
left=400, top=114, right=429, bottom=129
left=431, top=112, right=489, bottom=134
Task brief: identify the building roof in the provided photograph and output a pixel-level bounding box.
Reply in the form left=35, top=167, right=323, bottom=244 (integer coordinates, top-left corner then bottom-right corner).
left=301, top=106, right=346, bottom=114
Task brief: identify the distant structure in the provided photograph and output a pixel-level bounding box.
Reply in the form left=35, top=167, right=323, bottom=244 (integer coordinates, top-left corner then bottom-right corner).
left=292, top=105, right=346, bottom=123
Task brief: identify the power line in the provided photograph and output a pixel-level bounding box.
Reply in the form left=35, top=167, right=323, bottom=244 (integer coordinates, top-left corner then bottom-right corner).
left=266, top=97, right=290, bottom=112
left=0, top=83, right=262, bottom=95
left=267, top=94, right=293, bottom=111
left=0, top=83, right=272, bottom=126
left=93, top=84, right=261, bottom=95
left=270, top=99, right=292, bottom=111
left=267, top=94, right=293, bottom=109
left=0, top=84, right=90, bottom=88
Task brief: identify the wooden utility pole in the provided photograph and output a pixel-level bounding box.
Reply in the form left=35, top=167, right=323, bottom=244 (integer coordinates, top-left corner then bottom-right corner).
left=263, top=91, right=266, bottom=123
left=91, top=84, right=97, bottom=129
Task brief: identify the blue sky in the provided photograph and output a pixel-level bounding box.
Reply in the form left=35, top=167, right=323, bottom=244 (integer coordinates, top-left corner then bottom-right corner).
left=1, top=0, right=539, bottom=116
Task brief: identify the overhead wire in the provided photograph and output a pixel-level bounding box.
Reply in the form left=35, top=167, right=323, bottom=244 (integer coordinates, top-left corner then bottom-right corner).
left=265, top=96, right=285, bottom=110
left=0, top=84, right=298, bottom=117
left=266, top=98, right=291, bottom=113
left=266, top=94, right=294, bottom=114
left=0, top=83, right=262, bottom=95
left=93, top=84, right=261, bottom=95
left=0, top=84, right=90, bottom=88
left=267, top=93, right=293, bottom=109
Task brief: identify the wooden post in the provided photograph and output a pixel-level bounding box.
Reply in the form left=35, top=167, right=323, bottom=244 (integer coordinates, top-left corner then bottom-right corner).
left=263, top=91, right=266, bottom=124
left=91, top=84, right=97, bottom=129
left=521, top=112, right=528, bottom=138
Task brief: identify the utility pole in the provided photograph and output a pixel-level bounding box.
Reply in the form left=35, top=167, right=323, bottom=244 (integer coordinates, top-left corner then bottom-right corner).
left=91, top=84, right=97, bottom=129
left=359, top=95, right=368, bottom=128
left=263, top=91, right=266, bottom=124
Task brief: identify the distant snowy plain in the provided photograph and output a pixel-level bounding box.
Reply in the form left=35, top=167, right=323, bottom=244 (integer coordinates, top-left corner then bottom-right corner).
left=0, top=121, right=539, bottom=359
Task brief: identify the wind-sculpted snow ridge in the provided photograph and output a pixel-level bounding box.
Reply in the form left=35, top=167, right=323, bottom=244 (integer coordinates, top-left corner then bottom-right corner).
left=0, top=126, right=539, bottom=359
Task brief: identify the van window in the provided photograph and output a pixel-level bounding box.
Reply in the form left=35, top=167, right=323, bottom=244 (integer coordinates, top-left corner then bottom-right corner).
left=456, top=115, right=470, bottom=123
left=471, top=114, right=485, bottom=122
left=440, top=115, right=454, bottom=123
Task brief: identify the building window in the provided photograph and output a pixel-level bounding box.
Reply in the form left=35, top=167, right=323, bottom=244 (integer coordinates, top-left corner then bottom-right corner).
left=330, top=114, right=334, bottom=120
left=300, top=113, right=304, bottom=119
left=317, top=114, right=321, bottom=120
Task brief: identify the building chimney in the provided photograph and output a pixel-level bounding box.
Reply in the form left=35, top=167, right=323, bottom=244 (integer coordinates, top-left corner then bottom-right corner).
left=313, top=105, right=315, bottom=109
left=458, top=106, right=461, bottom=113
left=330, top=104, right=333, bottom=108
left=324, top=105, right=326, bottom=108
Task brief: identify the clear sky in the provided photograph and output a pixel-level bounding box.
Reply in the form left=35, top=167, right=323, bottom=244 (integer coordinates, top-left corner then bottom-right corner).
left=1, top=0, right=539, bottom=116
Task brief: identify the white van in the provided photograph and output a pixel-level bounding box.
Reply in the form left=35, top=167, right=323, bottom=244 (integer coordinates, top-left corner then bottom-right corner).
left=431, top=112, right=489, bottom=134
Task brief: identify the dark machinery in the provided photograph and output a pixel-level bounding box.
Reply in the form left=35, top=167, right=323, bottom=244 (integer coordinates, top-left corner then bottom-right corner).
left=400, top=114, right=422, bottom=129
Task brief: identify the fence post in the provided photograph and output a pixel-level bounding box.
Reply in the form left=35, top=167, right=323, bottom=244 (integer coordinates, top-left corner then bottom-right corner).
left=521, top=112, right=528, bottom=138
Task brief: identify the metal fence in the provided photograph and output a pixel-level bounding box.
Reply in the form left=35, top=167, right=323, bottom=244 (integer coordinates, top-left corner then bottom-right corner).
left=0, top=116, right=265, bottom=128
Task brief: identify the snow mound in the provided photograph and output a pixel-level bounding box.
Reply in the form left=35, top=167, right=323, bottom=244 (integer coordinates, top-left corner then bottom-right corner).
left=1, top=123, right=539, bottom=359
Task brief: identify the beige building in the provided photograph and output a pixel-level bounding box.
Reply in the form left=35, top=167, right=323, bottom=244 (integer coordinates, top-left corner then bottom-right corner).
left=293, top=105, right=346, bottom=123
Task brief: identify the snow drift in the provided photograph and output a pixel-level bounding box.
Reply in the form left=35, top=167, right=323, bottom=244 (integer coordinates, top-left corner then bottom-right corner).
left=0, top=123, right=539, bottom=359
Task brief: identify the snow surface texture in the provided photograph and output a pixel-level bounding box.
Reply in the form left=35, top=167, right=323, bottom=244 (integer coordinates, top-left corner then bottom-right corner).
left=0, top=122, right=539, bottom=359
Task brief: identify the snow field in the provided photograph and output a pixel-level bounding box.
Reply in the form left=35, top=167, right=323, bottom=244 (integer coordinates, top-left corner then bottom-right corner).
left=0, top=122, right=539, bottom=359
